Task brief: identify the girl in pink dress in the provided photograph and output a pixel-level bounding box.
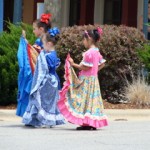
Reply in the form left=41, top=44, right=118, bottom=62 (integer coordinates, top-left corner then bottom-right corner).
left=58, top=27, right=108, bottom=130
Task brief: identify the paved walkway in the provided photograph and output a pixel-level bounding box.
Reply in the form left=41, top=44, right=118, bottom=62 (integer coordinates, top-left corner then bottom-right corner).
left=0, top=109, right=150, bottom=150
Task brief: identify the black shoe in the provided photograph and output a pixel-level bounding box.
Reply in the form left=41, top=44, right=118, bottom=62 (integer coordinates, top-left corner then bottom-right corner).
left=76, top=126, right=97, bottom=130
left=90, top=126, right=97, bottom=130
left=76, top=126, right=87, bottom=130
left=84, top=126, right=97, bottom=130
left=25, top=124, right=32, bottom=127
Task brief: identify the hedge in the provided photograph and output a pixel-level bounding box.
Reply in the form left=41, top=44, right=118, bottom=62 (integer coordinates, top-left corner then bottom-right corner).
left=0, top=22, right=36, bottom=105
left=137, top=43, right=150, bottom=82
left=0, top=23, right=146, bottom=105
left=56, top=25, right=146, bottom=103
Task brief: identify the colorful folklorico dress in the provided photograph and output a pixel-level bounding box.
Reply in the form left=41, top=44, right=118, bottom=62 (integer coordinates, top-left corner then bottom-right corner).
left=22, top=50, right=65, bottom=127
left=16, top=37, right=42, bottom=117
left=58, top=47, right=108, bottom=128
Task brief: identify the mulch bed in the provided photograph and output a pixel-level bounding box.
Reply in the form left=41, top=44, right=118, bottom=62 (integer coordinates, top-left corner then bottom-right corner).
left=0, top=101, right=150, bottom=109
left=0, top=104, right=16, bottom=110
left=103, top=100, right=150, bottom=109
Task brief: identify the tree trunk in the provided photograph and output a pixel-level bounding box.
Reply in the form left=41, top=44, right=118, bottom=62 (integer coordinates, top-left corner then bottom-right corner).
left=44, top=0, right=62, bottom=27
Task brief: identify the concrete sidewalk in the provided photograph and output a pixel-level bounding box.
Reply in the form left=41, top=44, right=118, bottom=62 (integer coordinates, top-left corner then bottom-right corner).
left=0, top=109, right=150, bottom=121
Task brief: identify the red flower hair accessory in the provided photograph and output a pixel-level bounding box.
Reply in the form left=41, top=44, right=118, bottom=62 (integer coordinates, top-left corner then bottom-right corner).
left=40, top=13, right=52, bottom=24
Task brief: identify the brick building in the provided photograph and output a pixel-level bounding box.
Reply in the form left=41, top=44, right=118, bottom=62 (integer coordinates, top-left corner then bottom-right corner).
left=0, top=0, right=149, bottom=38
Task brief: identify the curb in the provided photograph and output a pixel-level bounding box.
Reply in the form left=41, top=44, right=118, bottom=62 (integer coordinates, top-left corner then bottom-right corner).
left=0, top=109, right=21, bottom=121
left=105, top=109, right=150, bottom=121
left=0, top=109, right=150, bottom=121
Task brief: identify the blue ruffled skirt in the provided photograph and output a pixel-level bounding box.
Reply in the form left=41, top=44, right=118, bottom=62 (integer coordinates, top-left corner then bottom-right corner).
left=22, top=51, right=65, bottom=127
left=22, top=75, right=65, bottom=127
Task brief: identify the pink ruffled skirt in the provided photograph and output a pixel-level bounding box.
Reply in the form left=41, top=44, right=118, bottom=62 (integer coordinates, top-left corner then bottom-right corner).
left=58, top=54, right=108, bottom=128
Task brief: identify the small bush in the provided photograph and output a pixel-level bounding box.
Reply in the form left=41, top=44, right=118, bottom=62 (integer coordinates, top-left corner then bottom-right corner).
left=0, top=22, right=36, bottom=105
left=124, top=75, right=150, bottom=107
left=137, top=44, right=150, bottom=82
left=56, top=25, right=146, bottom=103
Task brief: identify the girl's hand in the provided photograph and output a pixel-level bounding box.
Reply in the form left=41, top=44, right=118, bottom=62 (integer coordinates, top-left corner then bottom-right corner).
left=68, top=58, right=90, bottom=70
left=22, top=30, right=26, bottom=38
left=69, top=58, right=74, bottom=66
left=98, top=63, right=105, bottom=71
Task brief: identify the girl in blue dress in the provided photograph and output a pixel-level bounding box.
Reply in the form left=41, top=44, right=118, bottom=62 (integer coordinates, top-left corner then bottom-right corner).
left=22, top=28, right=65, bottom=127
left=16, top=14, right=52, bottom=117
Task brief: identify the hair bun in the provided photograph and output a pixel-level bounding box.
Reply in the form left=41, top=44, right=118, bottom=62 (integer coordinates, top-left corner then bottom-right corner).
left=93, top=29, right=100, bottom=42
left=40, top=13, right=52, bottom=24
left=55, top=35, right=60, bottom=42
left=48, top=27, right=60, bottom=37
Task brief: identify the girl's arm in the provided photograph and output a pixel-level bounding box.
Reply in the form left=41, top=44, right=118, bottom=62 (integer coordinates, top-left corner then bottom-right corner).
left=22, top=30, right=26, bottom=38
left=98, top=63, right=105, bottom=71
left=69, top=58, right=90, bottom=71
left=72, top=63, right=90, bottom=70
left=22, top=30, right=28, bottom=43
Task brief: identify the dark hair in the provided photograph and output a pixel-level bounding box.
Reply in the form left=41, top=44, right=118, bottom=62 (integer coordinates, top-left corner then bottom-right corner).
left=33, top=19, right=51, bottom=32
left=83, top=29, right=101, bottom=43
left=43, top=33, right=59, bottom=45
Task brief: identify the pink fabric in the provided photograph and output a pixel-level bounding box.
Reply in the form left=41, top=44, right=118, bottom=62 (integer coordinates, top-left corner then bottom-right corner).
left=80, top=48, right=103, bottom=76
left=58, top=54, right=108, bottom=128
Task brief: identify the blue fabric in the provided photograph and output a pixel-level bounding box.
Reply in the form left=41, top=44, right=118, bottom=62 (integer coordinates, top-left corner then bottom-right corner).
left=34, top=38, right=43, bottom=49
left=16, top=37, right=32, bottom=117
left=22, top=51, right=65, bottom=127
left=45, top=50, right=61, bottom=90
left=16, top=37, right=44, bottom=117
left=48, top=27, right=60, bottom=37
left=16, top=102, right=27, bottom=117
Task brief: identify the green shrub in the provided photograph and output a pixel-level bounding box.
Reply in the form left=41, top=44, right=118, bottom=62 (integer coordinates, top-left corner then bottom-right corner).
left=0, top=23, right=147, bottom=105
left=56, top=25, right=146, bottom=103
left=0, top=22, right=36, bottom=105
left=138, top=44, right=150, bottom=71
left=137, top=43, right=150, bottom=82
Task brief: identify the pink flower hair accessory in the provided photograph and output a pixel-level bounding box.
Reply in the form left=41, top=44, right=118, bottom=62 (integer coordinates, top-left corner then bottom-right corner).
left=97, top=27, right=103, bottom=35
left=84, top=30, right=90, bottom=38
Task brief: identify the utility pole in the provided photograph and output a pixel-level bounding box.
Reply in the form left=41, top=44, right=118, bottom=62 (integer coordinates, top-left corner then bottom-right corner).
left=0, top=0, right=4, bottom=32
left=143, top=0, right=149, bottom=39
left=13, top=0, right=23, bottom=24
